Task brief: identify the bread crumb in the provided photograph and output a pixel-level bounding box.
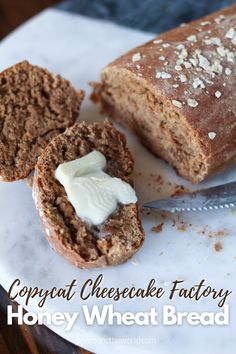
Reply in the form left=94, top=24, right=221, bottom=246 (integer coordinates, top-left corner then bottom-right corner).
left=177, top=224, right=186, bottom=232
left=214, top=240, right=223, bottom=252
left=216, top=230, right=226, bottom=237
left=171, top=184, right=189, bottom=197
left=151, top=223, right=164, bottom=233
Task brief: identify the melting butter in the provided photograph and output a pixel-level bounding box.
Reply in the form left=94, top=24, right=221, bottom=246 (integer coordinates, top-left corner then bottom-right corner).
left=55, top=151, right=137, bottom=225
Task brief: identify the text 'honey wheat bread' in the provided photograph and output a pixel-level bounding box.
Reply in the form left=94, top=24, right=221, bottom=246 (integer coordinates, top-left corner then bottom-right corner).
left=92, top=4, right=236, bottom=183
left=33, top=120, right=144, bottom=268
left=0, top=61, right=84, bottom=181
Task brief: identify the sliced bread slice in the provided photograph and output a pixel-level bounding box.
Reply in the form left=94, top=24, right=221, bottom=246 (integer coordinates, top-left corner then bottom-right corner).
left=33, top=120, right=144, bottom=268
left=0, top=61, right=84, bottom=181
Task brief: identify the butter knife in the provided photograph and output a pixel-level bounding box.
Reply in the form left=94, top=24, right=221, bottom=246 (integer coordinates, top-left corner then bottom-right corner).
left=143, top=181, right=236, bottom=212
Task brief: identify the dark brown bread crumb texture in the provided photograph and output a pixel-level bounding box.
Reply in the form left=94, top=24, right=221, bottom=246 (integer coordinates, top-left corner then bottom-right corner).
left=93, top=5, right=236, bottom=183
left=0, top=61, right=84, bottom=181
left=33, top=120, right=144, bottom=269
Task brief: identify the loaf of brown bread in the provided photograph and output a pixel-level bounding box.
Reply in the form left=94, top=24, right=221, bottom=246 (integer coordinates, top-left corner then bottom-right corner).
left=0, top=61, right=84, bottom=181
left=33, top=120, right=144, bottom=268
left=92, top=4, right=236, bottom=183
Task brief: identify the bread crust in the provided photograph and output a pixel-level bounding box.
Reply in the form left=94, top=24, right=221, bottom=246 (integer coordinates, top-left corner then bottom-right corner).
left=33, top=120, right=144, bottom=269
left=93, top=4, right=236, bottom=183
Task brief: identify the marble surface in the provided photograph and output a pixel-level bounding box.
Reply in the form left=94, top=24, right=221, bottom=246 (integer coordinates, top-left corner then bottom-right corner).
left=0, top=9, right=236, bottom=354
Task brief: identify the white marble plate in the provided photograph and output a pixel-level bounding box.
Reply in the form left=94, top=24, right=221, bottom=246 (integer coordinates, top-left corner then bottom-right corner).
left=0, top=9, right=236, bottom=354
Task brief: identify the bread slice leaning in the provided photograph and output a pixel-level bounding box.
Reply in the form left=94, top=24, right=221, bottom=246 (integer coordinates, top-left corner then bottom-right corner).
left=0, top=61, right=84, bottom=181
left=33, top=120, right=144, bottom=268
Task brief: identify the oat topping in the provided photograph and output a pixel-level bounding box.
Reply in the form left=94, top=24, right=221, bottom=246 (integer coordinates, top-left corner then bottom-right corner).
left=187, top=98, right=198, bottom=107
left=204, top=37, right=221, bottom=45
left=175, top=65, right=183, bottom=71
left=177, top=44, right=185, bottom=50
left=217, top=46, right=227, bottom=57
left=225, top=27, right=236, bottom=44
left=172, top=100, right=182, bottom=108
left=187, top=34, right=197, bottom=42
left=156, top=72, right=172, bottom=79
left=134, top=12, right=235, bottom=108
left=179, top=74, right=187, bottom=82
left=225, top=67, right=232, bottom=75
left=200, top=21, right=211, bottom=26
left=193, top=77, right=205, bottom=89
left=215, top=90, right=222, bottom=98
left=214, top=15, right=225, bottom=24
left=153, top=39, right=163, bottom=44
left=197, top=53, right=210, bottom=70
left=189, top=58, right=198, bottom=66
left=225, top=27, right=235, bottom=39
left=227, top=51, right=234, bottom=62
left=132, top=53, right=142, bottom=62
left=208, top=131, right=216, bottom=140
left=176, top=58, right=184, bottom=65
left=183, top=61, right=192, bottom=69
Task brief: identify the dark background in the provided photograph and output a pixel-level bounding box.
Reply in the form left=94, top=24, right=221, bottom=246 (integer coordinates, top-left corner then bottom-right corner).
left=0, top=0, right=58, bottom=39
left=58, top=0, right=236, bottom=33
left=0, top=0, right=235, bottom=353
left=0, top=0, right=235, bottom=39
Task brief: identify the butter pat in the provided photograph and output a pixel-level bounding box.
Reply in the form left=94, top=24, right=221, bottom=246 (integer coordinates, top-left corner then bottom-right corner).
left=55, top=151, right=137, bottom=225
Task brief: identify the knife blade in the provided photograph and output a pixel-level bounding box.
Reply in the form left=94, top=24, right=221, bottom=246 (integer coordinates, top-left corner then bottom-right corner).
left=143, top=181, right=236, bottom=212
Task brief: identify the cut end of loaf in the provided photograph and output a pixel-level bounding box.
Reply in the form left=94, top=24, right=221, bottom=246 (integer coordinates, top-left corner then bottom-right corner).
left=0, top=60, right=84, bottom=181
left=92, top=68, right=209, bottom=184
